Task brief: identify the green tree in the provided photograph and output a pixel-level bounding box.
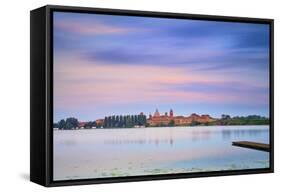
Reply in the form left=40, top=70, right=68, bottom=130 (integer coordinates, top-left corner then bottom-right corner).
left=84, top=121, right=97, bottom=129
left=64, top=121, right=74, bottom=130
left=112, top=116, right=116, bottom=128
left=116, top=115, right=120, bottom=127
left=168, top=120, right=175, bottom=126
left=65, top=117, right=79, bottom=129
left=221, top=114, right=231, bottom=120
left=58, top=119, right=66, bottom=130
left=53, top=123, right=58, bottom=128
left=125, top=115, right=133, bottom=128
left=134, top=115, right=138, bottom=125
left=108, top=116, right=112, bottom=128
left=104, top=117, right=108, bottom=128
left=119, top=115, right=124, bottom=127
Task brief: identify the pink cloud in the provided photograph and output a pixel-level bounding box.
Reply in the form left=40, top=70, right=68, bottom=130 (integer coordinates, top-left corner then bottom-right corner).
left=54, top=20, right=134, bottom=35
left=53, top=54, right=268, bottom=111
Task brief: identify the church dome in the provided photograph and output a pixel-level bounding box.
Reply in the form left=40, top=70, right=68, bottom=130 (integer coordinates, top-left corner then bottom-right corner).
left=154, top=109, right=160, bottom=117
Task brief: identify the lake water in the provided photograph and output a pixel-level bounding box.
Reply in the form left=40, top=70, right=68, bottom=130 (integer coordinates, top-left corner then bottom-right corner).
left=53, top=125, right=269, bottom=180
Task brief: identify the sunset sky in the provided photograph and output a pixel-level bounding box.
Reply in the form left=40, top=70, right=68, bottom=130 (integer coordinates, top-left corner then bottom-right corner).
left=53, top=11, right=270, bottom=122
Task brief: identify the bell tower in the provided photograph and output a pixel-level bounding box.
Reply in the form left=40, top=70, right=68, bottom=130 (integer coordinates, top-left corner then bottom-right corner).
left=169, top=109, right=173, bottom=117
left=154, top=109, right=160, bottom=117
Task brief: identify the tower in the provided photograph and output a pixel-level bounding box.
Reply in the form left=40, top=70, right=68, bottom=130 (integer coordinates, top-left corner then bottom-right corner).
left=154, top=109, right=160, bottom=117
left=169, top=109, right=173, bottom=117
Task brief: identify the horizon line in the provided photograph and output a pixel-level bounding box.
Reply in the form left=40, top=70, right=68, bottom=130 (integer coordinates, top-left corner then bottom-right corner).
left=54, top=111, right=269, bottom=122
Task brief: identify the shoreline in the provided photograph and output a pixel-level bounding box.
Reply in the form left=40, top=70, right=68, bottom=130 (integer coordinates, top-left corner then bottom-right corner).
left=53, top=124, right=270, bottom=130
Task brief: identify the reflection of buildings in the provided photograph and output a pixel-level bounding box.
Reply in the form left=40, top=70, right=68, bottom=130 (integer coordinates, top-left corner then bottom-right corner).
left=147, top=109, right=215, bottom=127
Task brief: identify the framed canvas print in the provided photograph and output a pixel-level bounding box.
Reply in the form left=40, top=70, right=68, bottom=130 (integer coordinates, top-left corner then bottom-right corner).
left=30, top=5, right=274, bottom=187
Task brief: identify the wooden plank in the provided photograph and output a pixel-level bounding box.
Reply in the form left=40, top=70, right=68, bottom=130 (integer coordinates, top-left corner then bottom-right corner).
left=232, top=141, right=270, bottom=152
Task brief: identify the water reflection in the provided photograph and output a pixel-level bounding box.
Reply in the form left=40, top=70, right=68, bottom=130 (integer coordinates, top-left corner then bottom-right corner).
left=102, top=128, right=268, bottom=145
left=54, top=125, right=270, bottom=180
left=104, top=138, right=175, bottom=145
left=222, top=129, right=268, bottom=139
left=191, top=130, right=211, bottom=141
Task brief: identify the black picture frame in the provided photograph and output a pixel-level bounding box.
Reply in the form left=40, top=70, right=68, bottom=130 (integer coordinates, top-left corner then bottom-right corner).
left=30, top=4, right=274, bottom=187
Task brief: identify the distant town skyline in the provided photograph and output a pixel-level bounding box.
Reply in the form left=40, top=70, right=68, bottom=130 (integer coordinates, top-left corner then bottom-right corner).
left=55, top=108, right=268, bottom=123
left=53, top=12, right=270, bottom=122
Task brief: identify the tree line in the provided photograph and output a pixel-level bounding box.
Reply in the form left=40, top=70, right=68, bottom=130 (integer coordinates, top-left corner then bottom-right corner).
left=54, top=117, right=79, bottom=130
left=53, top=114, right=269, bottom=129
left=216, top=114, right=269, bottom=125
left=53, top=114, right=147, bottom=129
left=104, top=114, right=147, bottom=128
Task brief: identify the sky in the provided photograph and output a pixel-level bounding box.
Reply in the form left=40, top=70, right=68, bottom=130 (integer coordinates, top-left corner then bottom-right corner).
left=53, top=11, right=270, bottom=122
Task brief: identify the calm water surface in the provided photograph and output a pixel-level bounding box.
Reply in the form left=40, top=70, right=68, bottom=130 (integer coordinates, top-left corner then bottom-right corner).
left=54, top=125, right=269, bottom=180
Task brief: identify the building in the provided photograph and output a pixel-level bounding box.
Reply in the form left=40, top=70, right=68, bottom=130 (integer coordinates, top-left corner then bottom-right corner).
left=147, top=109, right=174, bottom=127
left=154, top=109, right=160, bottom=117
left=78, top=122, right=87, bottom=129
left=169, top=109, right=173, bottom=117
left=95, top=119, right=104, bottom=127
left=147, top=109, right=215, bottom=127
